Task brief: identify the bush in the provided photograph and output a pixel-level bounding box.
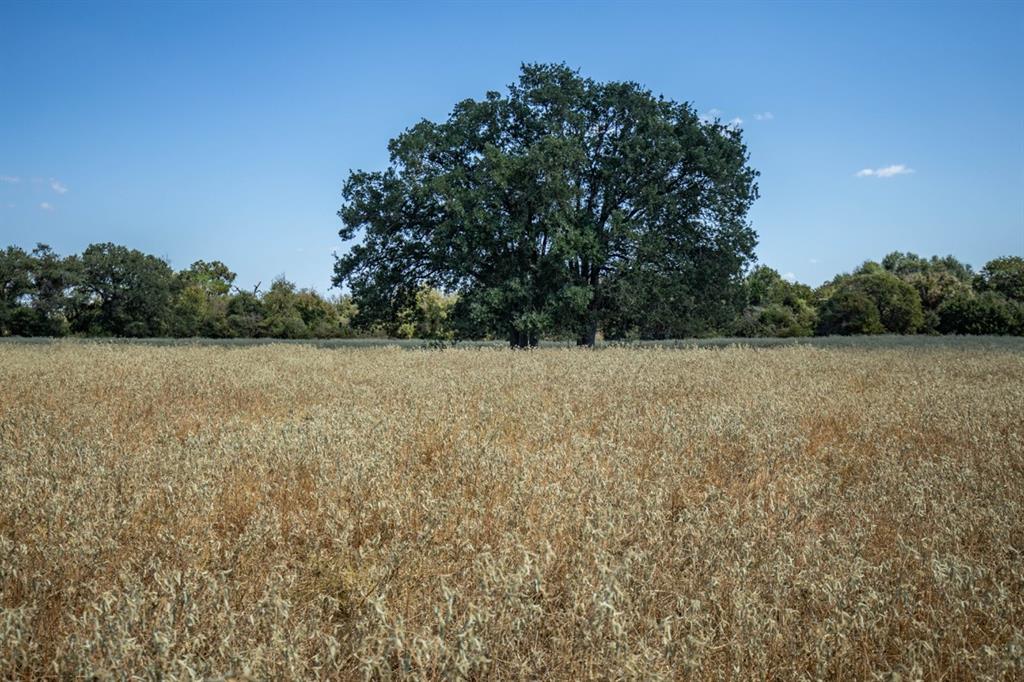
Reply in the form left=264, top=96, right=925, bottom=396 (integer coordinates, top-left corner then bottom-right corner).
left=817, top=288, right=884, bottom=335
left=975, top=256, right=1024, bottom=302
left=817, top=272, right=922, bottom=335
left=937, top=291, right=1024, bottom=335
left=735, top=303, right=815, bottom=338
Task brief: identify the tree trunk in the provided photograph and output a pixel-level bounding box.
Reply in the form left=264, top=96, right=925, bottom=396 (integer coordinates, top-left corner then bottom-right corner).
left=509, top=330, right=538, bottom=348
left=576, top=319, right=597, bottom=347
left=576, top=269, right=601, bottom=347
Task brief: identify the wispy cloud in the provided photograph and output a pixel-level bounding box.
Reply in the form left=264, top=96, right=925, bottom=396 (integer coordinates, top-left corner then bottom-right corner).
left=856, top=164, right=914, bottom=178
left=753, top=112, right=774, bottom=121
left=699, top=109, right=745, bottom=129
left=39, top=202, right=54, bottom=212
left=782, top=272, right=797, bottom=282
left=50, top=179, right=68, bottom=194
left=809, top=258, right=820, bottom=264
left=699, top=108, right=723, bottom=124
left=0, top=175, right=20, bottom=184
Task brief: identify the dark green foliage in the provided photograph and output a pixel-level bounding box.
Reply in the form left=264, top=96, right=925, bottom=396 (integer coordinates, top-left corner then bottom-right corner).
left=391, top=286, right=457, bottom=340
left=260, top=279, right=309, bottom=339
left=817, top=270, right=923, bottom=335
left=0, top=246, right=34, bottom=336
left=937, top=290, right=1024, bottom=335
left=73, top=243, right=177, bottom=337
left=0, top=244, right=80, bottom=336
left=334, top=63, right=759, bottom=346
left=733, top=266, right=816, bottom=337
left=168, top=260, right=237, bottom=337
left=226, top=291, right=266, bottom=338
left=25, top=244, right=79, bottom=336
left=880, top=251, right=973, bottom=332
left=975, top=256, right=1024, bottom=302
left=0, top=243, right=363, bottom=340
left=0, top=240, right=1019, bottom=339
left=817, top=287, right=884, bottom=335
left=853, top=272, right=924, bottom=333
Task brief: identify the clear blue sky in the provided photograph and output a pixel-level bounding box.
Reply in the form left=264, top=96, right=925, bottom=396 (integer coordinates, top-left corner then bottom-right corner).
left=1, top=0, right=1021, bottom=292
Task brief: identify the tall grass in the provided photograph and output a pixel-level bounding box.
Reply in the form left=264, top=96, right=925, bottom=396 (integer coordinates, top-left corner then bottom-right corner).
left=1, top=341, right=1022, bottom=678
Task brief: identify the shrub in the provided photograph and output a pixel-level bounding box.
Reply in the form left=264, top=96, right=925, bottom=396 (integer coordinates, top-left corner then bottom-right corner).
left=817, top=287, right=884, bottom=335
left=937, top=290, right=1024, bottom=335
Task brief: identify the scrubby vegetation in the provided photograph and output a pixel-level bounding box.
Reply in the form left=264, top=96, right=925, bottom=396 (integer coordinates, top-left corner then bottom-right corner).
left=2, top=341, right=1022, bottom=678
left=2, top=242, right=1020, bottom=341
left=735, top=253, right=1024, bottom=338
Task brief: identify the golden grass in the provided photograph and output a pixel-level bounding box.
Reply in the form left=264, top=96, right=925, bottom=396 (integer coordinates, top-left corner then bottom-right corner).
left=1, top=342, right=1022, bottom=679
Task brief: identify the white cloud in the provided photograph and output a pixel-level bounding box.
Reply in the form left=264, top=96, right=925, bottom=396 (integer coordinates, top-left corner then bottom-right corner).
left=753, top=112, right=774, bottom=121
left=782, top=272, right=797, bottom=282
left=699, top=108, right=723, bottom=123
left=809, top=258, right=819, bottom=264
left=699, top=110, right=745, bottom=129
left=856, top=164, right=914, bottom=178
left=50, top=179, right=68, bottom=194
left=0, top=175, right=20, bottom=184
left=39, top=202, right=54, bottom=211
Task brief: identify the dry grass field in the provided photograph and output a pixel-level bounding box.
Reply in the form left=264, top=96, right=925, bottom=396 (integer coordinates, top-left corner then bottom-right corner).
left=1, top=341, right=1022, bottom=679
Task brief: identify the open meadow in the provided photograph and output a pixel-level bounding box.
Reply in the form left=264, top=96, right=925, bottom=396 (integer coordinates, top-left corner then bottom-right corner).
left=1, top=339, right=1022, bottom=679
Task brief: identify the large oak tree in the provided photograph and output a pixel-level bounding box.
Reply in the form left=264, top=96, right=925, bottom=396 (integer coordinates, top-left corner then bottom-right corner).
left=335, top=64, right=759, bottom=346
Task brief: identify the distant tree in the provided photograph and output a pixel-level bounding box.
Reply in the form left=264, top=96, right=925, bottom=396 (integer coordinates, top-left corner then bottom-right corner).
left=295, top=288, right=355, bottom=338
left=391, top=286, right=457, bottom=340
left=817, top=269, right=923, bottom=335
left=170, top=260, right=236, bottom=337
left=177, top=260, right=236, bottom=297
left=733, top=303, right=805, bottom=338
left=74, top=243, right=176, bottom=336
left=854, top=260, right=886, bottom=276
left=334, top=295, right=359, bottom=332
left=882, top=251, right=973, bottom=282
left=857, top=271, right=924, bottom=333
left=733, top=266, right=816, bottom=337
left=335, top=63, right=759, bottom=346
left=975, top=256, right=1024, bottom=302
left=170, top=285, right=211, bottom=337
left=226, top=291, right=265, bottom=337
left=260, top=277, right=308, bottom=338
left=0, top=246, right=34, bottom=335
left=881, top=251, right=973, bottom=332
left=937, top=290, right=1023, bottom=335
left=23, top=244, right=79, bottom=336
left=817, top=287, right=884, bottom=335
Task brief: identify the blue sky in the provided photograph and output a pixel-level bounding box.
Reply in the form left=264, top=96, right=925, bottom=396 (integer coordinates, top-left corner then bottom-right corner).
left=1, top=0, right=1021, bottom=292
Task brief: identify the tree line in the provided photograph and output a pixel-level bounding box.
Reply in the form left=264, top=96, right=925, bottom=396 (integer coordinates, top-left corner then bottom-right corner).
left=0, top=243, right=360, bottom=339
left=735, top=253, right=1024, bottom=338
left=1, top=241, right=1020, bottom=340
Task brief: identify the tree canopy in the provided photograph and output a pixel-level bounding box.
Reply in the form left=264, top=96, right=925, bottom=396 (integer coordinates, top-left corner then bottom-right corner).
left=0, top=242, right=1020, bottom=340
left=334, top=63, right=759, bottom=346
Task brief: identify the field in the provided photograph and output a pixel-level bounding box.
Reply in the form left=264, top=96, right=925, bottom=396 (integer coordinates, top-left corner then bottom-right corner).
left=1, top=340, right=1022, bottom=679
